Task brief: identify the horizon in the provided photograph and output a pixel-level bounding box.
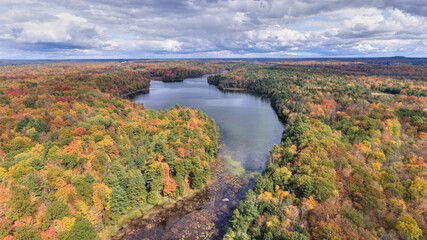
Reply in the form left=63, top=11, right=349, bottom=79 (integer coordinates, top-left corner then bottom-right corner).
left=1, top=56, right=426, bottom=60
left=1, top=0, right=426, bottom=59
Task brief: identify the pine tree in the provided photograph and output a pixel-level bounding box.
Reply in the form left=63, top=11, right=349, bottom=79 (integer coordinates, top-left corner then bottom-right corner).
left=126, top=170, right=147, bottom=207
left=191, top=168, right=204, bottom=189
left=174, top=173, right=184, bottom=197
left=110, top=185, right=128, bottom=215
left=109, top=161, right=128, bottom=188
left=68, top=216, right=99, bottom=240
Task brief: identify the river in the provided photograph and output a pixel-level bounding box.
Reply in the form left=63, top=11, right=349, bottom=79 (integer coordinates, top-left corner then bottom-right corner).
left=117, top=74, right=284, bottom=239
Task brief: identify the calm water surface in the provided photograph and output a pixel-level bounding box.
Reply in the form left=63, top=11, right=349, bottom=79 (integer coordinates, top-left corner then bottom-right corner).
left=133, top=75, right=284, bottom=172
left=125, top=75, right=284, bottom=239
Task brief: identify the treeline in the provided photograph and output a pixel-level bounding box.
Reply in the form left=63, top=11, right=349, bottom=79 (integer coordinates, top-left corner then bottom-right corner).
left=275, top=60, right=427, bottom=81
left=132, top=62, right=228, bottom=82
left=209, top=63, right=426, bottom=240
left=0, top=62, right=220, bottom=239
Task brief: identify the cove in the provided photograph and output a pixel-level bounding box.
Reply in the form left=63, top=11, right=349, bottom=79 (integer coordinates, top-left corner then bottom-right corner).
left=119, top=74, right=284, bottom=239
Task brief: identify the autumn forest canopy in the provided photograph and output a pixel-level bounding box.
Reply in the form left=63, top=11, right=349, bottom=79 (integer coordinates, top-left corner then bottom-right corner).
left=211, top=60, right=426, bottom=240
left=0, top=61, right=226, bottom=239
left=0, top=59, right=425, bottom=240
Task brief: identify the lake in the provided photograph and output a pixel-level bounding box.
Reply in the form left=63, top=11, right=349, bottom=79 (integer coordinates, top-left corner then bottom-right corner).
left=132, top=75, right=284, bottom=173
left=120, top=74, right=284, bottom=239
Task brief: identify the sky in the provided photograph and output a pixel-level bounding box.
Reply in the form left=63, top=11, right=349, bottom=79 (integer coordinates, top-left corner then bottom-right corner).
left=0, top=0, right=426, bottom=59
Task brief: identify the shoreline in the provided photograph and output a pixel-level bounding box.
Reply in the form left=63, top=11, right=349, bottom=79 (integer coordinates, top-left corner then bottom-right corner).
left=121, top=88, right=150, bottom=99
left=219, top=87, right=247, bottom=92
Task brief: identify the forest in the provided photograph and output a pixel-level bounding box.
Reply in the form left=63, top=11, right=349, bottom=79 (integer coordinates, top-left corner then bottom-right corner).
left=0, top=59, right=425, bottom=240
left=207, top=61, right=426, bottom=240
left=0, top=61, right=226, bottom=239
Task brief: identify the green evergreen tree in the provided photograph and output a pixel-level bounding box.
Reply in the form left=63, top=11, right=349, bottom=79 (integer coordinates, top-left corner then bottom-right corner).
left=126, top=170, right=147, bottom=207
left=25, top=173, right=44, bottom=196
left=174, top=173, right=184, bottom=196
left=30, top=157, right=45, bottom=170
left=109, top=160, right=128, bottom=188
left=164, top=149, right=175, bottom=172
left=68, top=216, right=99, bottom=240
left=191, top=168, right=204, bottom=189
left=110, top=185, right=128, bottom=215
left=15, top=116, right=30, bottom=133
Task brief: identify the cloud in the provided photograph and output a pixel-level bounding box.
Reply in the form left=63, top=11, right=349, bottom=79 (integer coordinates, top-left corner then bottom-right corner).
left=14, top=13, right=92, bottom=43
left=384, top=0, right=427, bottom=17
left=0, top=11, right=103, bottom=54
left=0, top=0, right=425, bottom=58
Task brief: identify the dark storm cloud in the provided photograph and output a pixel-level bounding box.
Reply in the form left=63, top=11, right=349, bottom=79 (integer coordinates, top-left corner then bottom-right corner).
left=0, top=0, right=425, bottom=58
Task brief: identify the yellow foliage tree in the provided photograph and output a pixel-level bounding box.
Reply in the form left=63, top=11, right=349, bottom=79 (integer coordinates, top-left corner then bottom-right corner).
left=396, top=214, right=422, bottom=240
